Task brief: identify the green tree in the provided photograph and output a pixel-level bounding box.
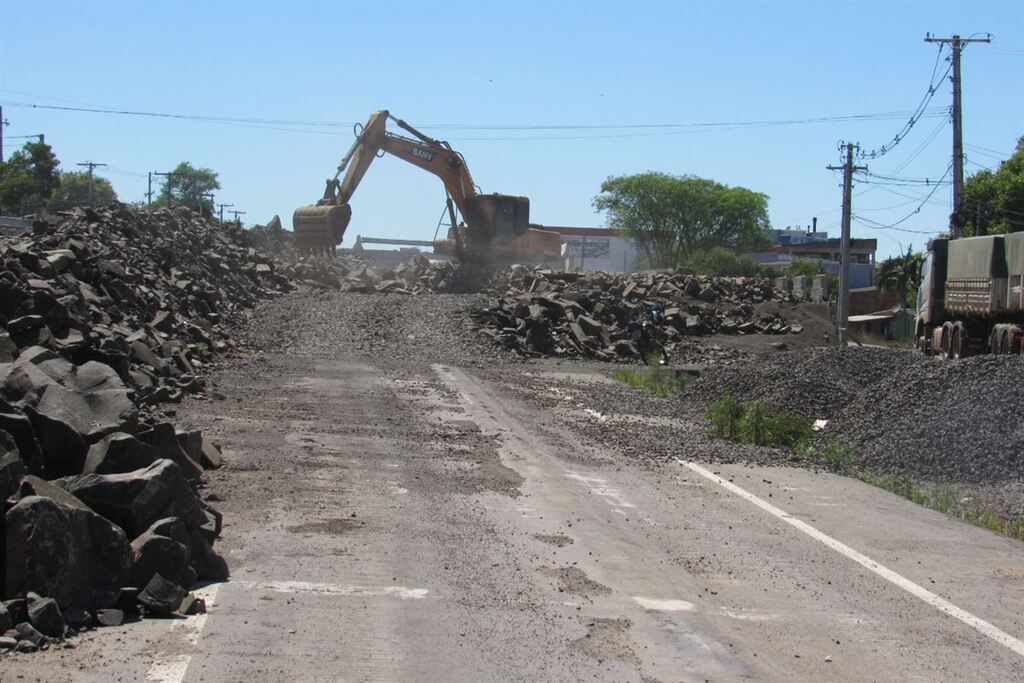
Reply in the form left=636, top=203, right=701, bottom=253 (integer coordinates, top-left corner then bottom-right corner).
left=593, top=172, right=770, bottom=268
left=48, top=170, right=118, bottom=210
left=154, top=161, right=220, bottom=215
left=877, top=248, right=923, bottom=307
left=963, top=136, right=1024, bottom=235
left=0, top=140, right=61, bottom=215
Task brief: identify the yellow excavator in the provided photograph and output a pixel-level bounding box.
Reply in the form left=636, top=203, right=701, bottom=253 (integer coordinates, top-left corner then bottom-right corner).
left=293, top=110, right=561, bottom=263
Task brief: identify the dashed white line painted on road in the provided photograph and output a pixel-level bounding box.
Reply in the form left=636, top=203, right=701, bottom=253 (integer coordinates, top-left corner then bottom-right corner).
left=634, top=597, right=695, bottom=612
left=240, top=580, right=429, bottom=599
left=565, top=472, right=636, bottom=510
left=145, top=583, right=221, bottom=683
left=679, top=459, right=1024, bottom=659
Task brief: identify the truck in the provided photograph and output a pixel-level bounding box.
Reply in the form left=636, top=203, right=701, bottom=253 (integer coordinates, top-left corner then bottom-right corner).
left=915, top=232, right=1024, bottom=357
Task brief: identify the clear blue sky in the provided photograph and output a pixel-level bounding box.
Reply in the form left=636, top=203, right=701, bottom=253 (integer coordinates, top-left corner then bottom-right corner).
left=2, top=0, right=1021, bottom=259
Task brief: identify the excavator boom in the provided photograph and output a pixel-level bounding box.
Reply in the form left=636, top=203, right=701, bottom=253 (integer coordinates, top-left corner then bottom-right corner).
left=293, top=110, right=557, bottom=263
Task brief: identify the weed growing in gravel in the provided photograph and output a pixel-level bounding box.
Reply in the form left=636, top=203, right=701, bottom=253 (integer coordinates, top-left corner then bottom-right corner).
left=798, top=437, right=857, bottom=471
left=707, top=394, right=745, bottom=439
left=707, top=396, right=812, bottom=448
left=858, top=470, right=1024, bottom=542
left=612, top=367, right=688, bottom=398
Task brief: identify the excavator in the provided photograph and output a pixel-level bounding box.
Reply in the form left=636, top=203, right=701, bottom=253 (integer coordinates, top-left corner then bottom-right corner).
left=292, top=110, right=561, bottom=263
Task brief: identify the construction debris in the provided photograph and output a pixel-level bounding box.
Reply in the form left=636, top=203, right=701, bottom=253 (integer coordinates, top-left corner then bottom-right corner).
left=0, top=204, right=266, bottom=649
left=472, top=266, right=803, bottom=360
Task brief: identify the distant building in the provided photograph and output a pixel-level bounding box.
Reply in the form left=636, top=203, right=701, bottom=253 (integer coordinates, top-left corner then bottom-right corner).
left=750, top=230, right=878, bottom=289
left=539, top=226, right=641, bottom=272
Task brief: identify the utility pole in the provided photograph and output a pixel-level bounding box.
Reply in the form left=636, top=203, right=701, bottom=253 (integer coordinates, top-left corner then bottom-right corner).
left=0, top=105, right=7, bottom=161
left=217, top=203, right=233, bottom=222
left=925, top=32, right=992, bottom=237
left=153, top=172, right=177, bottom=207
left=827, top=142, right=867, bottom=344
left=228, top=209, right=246, bottom=225
left=76, top=161, right=108, bottom=206
left=146, top=172, right=154, bottom=206
left=200, top=192, right=215, bottom=216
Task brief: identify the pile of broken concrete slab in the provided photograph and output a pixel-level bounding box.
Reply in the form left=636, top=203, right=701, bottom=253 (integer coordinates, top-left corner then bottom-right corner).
left=0, top=204, right=286, bottom=653
left=473, top=267, right=804, bottom=360
left=277, top=252, right=480, bottom=294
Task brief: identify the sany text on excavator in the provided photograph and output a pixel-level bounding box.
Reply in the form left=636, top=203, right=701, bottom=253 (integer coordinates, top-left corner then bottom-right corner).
left=293, top=110, right=561, bottom=263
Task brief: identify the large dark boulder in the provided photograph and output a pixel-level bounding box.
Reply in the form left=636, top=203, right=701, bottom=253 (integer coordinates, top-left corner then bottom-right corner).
left=129, top=519, right=192, bottom=590
left=55, top=460, right=206, bottom=538
left=0, top=412, right=43, bottom=476
left=190, top=531, right=229, bottom=581
left=27, top=596, right=64, bottom=638
left=138, top=574, right=186, bottom=616
left=2, top=356, right=137, bottom=443
left=5, top=495, right=131, bottom=611
left=23, top=406, right=88, bottom=479
left=0, top=432, right=25, bottom=502
left=138, top=423, right=203, bottom=481
left=83, top=433, right=161, bottom=475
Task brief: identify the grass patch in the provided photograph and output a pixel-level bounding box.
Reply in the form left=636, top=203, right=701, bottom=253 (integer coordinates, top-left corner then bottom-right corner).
left=703, top=399, right=1024, bottom=542
left=798, top=437, right=857, bottom=471
left=707, top=395, right=813, bottom=448
left=859, top=470, right=1024, bottom=542
left=612, top=366, right=688, bottom=397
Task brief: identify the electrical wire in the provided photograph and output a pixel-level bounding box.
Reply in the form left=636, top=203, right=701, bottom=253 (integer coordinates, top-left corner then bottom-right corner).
left=858, top=44, right=951, bottom=160
left=0, top=98, right=949, bottom=141
left=852, top=162, right=952, bottom=231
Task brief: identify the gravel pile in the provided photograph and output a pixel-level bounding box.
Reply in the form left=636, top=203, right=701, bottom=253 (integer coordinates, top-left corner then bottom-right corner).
left=687, top=346, right=1024, bottom=484
left=684, top=346, right=909, bottom=419
left=833, top=354, right=1024, bottom=483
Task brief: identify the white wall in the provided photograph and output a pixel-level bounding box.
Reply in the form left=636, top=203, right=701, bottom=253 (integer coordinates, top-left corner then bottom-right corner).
left=562, top=234, right=641, bottom=272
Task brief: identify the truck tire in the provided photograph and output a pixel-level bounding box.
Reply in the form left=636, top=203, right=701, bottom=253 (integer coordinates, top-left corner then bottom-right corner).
left=950, top=323, right=964, bottom=360
left=939, top=322, right=954, bottom=359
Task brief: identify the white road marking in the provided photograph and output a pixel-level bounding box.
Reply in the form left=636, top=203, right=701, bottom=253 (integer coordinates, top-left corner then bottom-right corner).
left=679, top=459, right=1024, bottom=659
left=565, top=472, right=636, bottom=510
left=634, top=597, right=695, bottom=612
left=145, top=583, right=221, bottom=683
left=241, top=580, right=429, bottom=599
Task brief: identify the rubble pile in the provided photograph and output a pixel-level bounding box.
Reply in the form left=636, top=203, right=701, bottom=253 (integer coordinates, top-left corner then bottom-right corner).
left=472, top=266, right=803, bottom=360
left=0, top=204, right=275, bottom=652
left=277, top=252, right=494, bottom=294
left=0, top=204, right=294, bottom=404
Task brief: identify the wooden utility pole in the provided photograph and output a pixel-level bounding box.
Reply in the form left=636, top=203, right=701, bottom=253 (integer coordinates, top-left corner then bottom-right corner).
left=0, top=105, right=7, bottom=161
left=154, top=172, right=178, bottom=207
left=146, top=172, right=154, bottom=206
left=827, top=143, right=867, bottom=344
left=217, top=203, right=233, bottom=222
left=925, top=33, right=992, bottom=237
left=76, top=161, right=108, bottom=206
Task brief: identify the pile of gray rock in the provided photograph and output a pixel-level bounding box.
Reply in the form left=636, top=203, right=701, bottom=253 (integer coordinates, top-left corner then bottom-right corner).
left=0, top=204, right=280, bottom=653
left=473, top=267, right=803, bottom=360
left=0, top=204, right=294, bottom=404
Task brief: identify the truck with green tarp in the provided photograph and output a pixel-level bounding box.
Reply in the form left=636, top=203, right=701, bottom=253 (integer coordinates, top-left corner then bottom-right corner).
left=915, top=233, right=1024, bottom=357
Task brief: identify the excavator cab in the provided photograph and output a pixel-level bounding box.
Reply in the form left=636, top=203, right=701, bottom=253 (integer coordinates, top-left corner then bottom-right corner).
left=462, top=194, right=530, bottom=247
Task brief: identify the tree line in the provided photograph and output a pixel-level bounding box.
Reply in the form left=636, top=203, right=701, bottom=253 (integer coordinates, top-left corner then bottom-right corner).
left=0, top=140, right=220, bottom=216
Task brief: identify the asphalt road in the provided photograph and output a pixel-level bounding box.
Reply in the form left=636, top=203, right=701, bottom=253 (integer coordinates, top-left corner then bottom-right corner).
left=9, top=351, right=1024, bottom=682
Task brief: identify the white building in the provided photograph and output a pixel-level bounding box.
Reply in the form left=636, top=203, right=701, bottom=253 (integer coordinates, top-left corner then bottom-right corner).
left=541, top=226, right=641, bottom=272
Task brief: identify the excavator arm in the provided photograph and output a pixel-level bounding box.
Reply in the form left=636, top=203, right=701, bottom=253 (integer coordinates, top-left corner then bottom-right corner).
left=294, top=110, right=545, bottom=261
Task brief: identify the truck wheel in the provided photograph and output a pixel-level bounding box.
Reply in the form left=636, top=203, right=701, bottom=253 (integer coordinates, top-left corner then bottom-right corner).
left=950, top=324, right=963, bottom=360
left=939, top=322, right=953, bottom=359
left=990, top=326, right=1004, bottom=355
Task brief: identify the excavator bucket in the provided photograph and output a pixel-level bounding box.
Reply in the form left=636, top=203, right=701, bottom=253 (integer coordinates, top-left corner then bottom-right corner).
left=293, top=203, right=352, bottom=256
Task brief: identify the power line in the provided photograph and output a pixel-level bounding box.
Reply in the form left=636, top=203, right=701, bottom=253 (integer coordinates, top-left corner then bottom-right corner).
left=0, top=98, right=950, bottom=140
left=858, top=44, right=951, bottom=160
left=852, top=216, right=940, bottom=235
left=853, top=162, right=952, bottom=231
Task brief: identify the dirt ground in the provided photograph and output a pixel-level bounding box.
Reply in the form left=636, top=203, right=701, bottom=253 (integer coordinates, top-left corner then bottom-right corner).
left=5, top=291, right=1024, bottom=682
